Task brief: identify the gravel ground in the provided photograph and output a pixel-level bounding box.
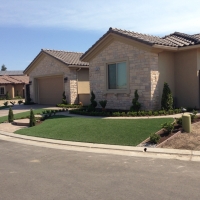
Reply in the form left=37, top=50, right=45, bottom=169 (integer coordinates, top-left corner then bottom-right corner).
left=160, top=122, right=200, bottom=150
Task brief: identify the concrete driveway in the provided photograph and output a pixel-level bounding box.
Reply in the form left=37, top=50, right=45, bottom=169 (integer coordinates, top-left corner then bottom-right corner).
left=0, top=104, right=58, bottom=117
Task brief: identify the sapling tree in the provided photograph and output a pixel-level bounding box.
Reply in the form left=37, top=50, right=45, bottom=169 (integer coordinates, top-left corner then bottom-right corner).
left=8, top=107, right=14, bottom=123
left=161, top=82, right=173, bottom=110
left=88, top=91, right=97, bottom=111
left=29, top=109, right=36, bottom=127
left=130, top=89, right=141, bottom=112
left=62, top=91, right=67, bottom=104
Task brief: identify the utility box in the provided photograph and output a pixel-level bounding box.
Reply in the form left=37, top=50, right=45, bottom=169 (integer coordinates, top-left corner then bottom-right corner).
left=182, top=114, right=191, bottom=133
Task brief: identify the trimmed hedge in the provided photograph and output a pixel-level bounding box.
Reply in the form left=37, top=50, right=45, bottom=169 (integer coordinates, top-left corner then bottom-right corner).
left=69, top=108, right=182, bottom=117
left=56, top=104, right=83, bottom=108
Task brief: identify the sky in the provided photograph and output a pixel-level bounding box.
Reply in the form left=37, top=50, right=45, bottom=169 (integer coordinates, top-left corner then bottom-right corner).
left=1, top=0, right=200, bottom=71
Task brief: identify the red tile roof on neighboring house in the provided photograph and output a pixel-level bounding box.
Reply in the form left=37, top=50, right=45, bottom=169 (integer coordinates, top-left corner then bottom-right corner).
left=81, top=27, right=200, bottom=60
left=0, top=76, right=29, bottom=85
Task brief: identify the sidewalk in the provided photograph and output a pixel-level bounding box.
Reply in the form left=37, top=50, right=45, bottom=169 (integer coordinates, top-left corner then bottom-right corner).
left=0, top=130, right=200, bottom=162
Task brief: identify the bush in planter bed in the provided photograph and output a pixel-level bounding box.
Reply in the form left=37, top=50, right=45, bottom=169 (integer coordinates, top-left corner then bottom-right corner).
left=150, top=133, right=160, bottom=144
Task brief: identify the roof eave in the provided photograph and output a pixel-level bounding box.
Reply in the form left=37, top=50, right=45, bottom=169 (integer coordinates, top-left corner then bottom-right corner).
left=152, top=44, right=178, bottom=52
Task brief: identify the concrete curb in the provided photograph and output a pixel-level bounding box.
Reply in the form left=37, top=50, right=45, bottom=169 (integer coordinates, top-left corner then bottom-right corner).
left=0, top=131, right=200, bottom=162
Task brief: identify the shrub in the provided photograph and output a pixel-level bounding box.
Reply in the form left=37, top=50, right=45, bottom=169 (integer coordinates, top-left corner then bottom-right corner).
left=112, top=112, right=120, bottom=116
left=56, top=104, right=82, bottom=108
left=130, top=89, right=141, bottom=112
left=6, top=91, right=10, bottom=100
left=153, top=111, right=158, bottom=116
left=10, top=101, right=15, bottom=105
left=3, top=101, right=8, bottom=106
left=190, top=110, right=198, bottom=122
left=176, top=117, right=182, bottom=125
left=161, top=122, right=175, bottom=134
left=127, top=111, right=137, bottom=116
left=99, top=100, right=107, bottom=109
left=150, top=133, right=160, bottom=144
left=29, top=109, right=36, bottom=127
left=18, top=100, right=23, bottom=105
left=147, top=111, right=152, bottom=116
left=62, top=91, right=67, bottom=104
left=88, top=91, right=97, bottom=111
left=8, top=107, right=14, bottom=123
left=161, top=82, right=173, bottom=110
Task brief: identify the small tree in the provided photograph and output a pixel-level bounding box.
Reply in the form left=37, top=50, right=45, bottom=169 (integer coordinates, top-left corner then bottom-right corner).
left=1, top=64, right=7, bottom=71
left=130, top=89, right=141, bottom=112
left=6, top=91, right=10, bottom=100
left=29, top=109, right=36, bottom=127
left=161, top=82, right=173, bottom=110
left=8, top=107, right=14, bottom=123
left=88, top=91, right=97, bottom=111
left=99, top=100, right=107, bottom=111
left=62, top=91, right=67, bottom=104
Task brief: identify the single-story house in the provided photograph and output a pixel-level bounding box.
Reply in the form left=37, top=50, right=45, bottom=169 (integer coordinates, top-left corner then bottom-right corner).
left=0, top=71, right=29, bottom=98
left=80, top=27, right=200, bottom=110
left=23, top=49, right=90, bottom=105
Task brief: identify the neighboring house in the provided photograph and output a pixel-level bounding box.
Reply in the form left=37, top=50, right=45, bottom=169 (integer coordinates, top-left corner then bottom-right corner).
left=23, top=49, right=90, bottom=105
left=80, top=27, right=200, bottom=110
left=0, top=71, right=29, bottom=99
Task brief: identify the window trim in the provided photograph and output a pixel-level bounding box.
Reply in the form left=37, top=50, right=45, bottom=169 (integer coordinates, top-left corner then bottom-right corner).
left=0, top=86, right=5, bottom=95
left=104, top=58, right=130, bottom=94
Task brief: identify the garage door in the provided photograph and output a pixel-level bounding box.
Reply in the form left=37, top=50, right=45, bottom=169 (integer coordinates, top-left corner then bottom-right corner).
left=38, top=76, right=63, bottom=105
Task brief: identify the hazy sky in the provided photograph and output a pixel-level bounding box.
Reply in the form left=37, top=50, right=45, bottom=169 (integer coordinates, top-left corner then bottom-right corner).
left=1, top=0, right=200, bottom=70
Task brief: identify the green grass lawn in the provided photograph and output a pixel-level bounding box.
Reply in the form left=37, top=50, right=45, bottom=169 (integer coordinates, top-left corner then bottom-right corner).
left=0, top=106, right=10, bottom=110
left=0, top=109, right=46, bottom=123
left=15, top=115, right=173, bottom=146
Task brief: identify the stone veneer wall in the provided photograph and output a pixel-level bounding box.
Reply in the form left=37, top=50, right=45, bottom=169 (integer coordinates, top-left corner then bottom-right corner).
left=89, top=41, right=159, bottom=110
left=29, top=55, right=78, bottom=104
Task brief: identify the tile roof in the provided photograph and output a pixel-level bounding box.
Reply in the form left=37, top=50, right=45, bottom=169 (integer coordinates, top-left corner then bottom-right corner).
left=42, top=49, right=89, bottom=66
left=0, top=71, right=24, bottom=76
left=0, top=76, right=29, bottom=85
left=81, top=27, right=200, bottom=60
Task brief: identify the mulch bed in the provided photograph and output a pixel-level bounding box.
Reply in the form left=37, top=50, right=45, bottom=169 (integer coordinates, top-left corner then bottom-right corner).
left=138, top=115, right=200, bottom=147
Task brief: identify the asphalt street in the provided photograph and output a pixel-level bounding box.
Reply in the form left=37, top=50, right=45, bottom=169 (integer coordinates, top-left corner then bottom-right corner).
left=0, top=140, right=200, bottom=200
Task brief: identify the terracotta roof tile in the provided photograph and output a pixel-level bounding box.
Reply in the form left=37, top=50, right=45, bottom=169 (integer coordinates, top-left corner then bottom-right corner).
left=81, top=28, right=200, bottom=60
left=42, top=49, right=89, bottom=66
left=0, top=76, right=29, bottom=85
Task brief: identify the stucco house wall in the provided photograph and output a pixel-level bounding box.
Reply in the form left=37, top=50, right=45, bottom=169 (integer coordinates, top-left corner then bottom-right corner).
left=158, top=52, right=175, bottom=108
left=89, top=41, right=159, bottom=110
left=174, top=49, right=199, bottom=108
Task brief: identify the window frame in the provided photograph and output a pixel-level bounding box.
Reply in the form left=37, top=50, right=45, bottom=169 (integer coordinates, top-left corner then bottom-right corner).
left=0, top=86, right=5, bottom=95
left=104, top=58, right=130, bottom=94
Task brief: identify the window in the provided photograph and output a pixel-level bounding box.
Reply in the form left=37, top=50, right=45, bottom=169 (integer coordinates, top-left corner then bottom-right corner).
left=0, top=87, right=5, bottom=95
left=107, top=62, right=127, bottom=89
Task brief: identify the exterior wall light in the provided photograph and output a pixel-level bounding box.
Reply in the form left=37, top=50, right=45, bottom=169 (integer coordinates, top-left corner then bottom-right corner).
left=64, top=77, right=68, bottom=83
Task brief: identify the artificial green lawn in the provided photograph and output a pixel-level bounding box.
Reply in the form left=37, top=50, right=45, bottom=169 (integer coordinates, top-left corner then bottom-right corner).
left=0, top=109, right=46, bottom=123
left=15, top=115, right=173, bottom=146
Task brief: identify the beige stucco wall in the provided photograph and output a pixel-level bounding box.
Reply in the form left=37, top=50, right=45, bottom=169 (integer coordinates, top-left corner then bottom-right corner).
left=89, top=40, right=159, bottom=110
left=14, top=84, right=25, bottom=98
left=77, top=68, right=90, bottom=94
left=174, top=49, right=199, bottom=108
left=29, top=55, right=78, bottom=104
left=0, top=84, right=25, bottom=99
left=158, top=52, right=175, bottom=108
